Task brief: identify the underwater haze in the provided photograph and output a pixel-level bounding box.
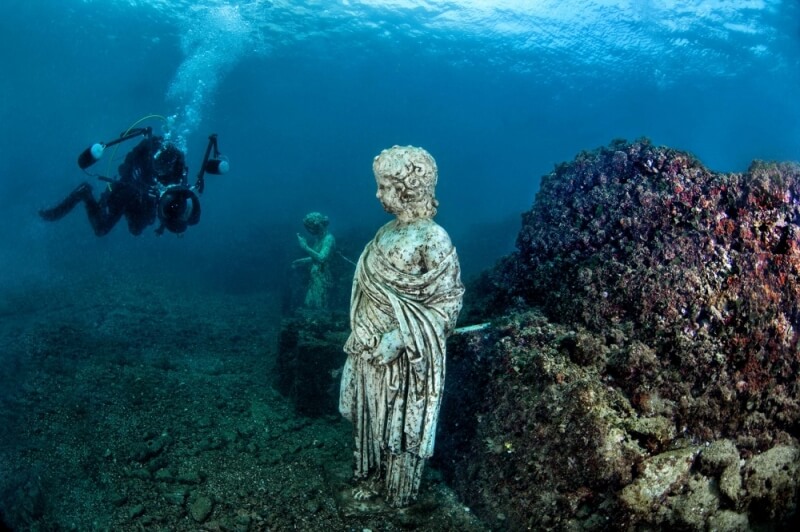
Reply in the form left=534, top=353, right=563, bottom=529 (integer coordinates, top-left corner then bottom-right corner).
left=1, top=0, right=798, bottom=284
left=1, top=0, right=800, bottom=529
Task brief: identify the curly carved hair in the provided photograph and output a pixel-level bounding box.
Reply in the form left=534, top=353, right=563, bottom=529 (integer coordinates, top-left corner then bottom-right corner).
left=302, top=211, right=329, bottom=233
left=373, top=145, right=439, bottom=218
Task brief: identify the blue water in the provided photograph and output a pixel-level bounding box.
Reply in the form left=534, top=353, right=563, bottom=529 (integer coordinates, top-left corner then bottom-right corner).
left=1, top=0, right=798, bottom=283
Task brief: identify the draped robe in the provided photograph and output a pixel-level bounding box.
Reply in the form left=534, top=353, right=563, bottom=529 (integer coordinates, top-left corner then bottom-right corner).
left=339, top=227, right=464, bottom=489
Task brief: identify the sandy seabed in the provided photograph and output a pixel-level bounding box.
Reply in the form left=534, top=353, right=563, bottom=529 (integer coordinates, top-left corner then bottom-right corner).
left=0, top=269, right=484, bottom=531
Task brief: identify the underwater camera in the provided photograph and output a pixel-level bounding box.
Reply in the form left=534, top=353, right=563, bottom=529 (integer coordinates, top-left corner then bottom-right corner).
left=156, top=185, right=201, bottom=235
left=76, top=124, right=229, bottom=235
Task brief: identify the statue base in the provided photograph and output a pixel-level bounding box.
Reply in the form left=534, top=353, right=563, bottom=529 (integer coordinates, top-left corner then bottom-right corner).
left=274, top=309, right=348, bottom=417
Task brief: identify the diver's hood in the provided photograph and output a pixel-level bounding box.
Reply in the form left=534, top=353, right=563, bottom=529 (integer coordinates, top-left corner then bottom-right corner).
left=153, top=143, right=187, bottom=186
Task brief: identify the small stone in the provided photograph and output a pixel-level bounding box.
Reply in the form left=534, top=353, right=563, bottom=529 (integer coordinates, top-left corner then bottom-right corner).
left=303, top=499, right=320, bottom=514
left=155, top=468, right=175, bottom=482
left=109, top=492, right=128, bottom=507
left=130, top=436, right=167, bottom=463
left=127, top=504, right=145, bottom=520
left=188, top=495, right=214, bottom=523
left=163, top=488, right=188, bottom=505
left=176, top=470, right=204, bottom=484
left=196, top=416, right=214, bottom=429
left=127, top=468, right=152, bottom=481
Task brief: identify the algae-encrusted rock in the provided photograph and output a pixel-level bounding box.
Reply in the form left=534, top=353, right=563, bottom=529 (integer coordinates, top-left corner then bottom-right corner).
left=440, top=141, right=800, bottom=530
left=669, top=474, right=721, bottom=528
left=699, top=440, right=738, bottom=473
left=743, top=444, right=800, bottom=521
left=708, top=510, right=750, bottom=531
left=504, top=140, right=800, bottom=444
left=624, top=415, right=676, bottom=446
left=699, top=439, right=742, bottom=502
left=620, top=446, right=700, bottom=514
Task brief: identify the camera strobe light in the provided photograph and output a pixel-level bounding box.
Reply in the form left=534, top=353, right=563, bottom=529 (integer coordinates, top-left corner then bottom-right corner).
left=205, top=157, right=229, bottom=175
left=78, top=143, right=105, bottom=169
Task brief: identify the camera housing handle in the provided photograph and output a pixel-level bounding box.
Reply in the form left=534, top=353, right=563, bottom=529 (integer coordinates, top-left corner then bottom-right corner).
left=195, top=133, right=228, bottom=194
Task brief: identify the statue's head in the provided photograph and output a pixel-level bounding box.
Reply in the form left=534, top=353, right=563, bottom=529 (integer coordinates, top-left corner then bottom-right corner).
left=303, top=211, right=329, bottom=235
left=373, top=145, right=439, bottom=220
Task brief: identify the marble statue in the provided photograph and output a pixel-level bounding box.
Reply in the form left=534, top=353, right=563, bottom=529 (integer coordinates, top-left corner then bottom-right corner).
left=293, top=211, right=336, bottom=309
left=339, top=145, right=464, bottom=508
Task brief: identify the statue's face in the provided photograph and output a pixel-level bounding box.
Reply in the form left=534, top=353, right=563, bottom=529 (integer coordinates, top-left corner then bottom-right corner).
left=304, top=221, right=323, bottom=235
left=376, top=175, right=404, bottom=215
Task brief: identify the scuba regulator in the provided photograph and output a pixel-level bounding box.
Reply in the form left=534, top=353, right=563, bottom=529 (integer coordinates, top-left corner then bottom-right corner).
left=77, top=125, right=229, bottom=235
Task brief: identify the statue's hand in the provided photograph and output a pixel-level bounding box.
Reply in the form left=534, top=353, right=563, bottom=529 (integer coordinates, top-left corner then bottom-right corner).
left=374, top=329, right=404, bottom=365
left=297, top=233, right=309, bottom=250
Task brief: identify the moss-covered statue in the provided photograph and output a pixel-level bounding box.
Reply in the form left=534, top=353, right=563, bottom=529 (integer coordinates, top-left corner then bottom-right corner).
left=293, top=211, right=336, bottom=309
left=339, top=145, right=464, bottom=508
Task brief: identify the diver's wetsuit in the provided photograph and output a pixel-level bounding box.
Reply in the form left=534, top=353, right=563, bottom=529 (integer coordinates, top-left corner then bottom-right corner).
left=40, top=136, right=184, bottom=236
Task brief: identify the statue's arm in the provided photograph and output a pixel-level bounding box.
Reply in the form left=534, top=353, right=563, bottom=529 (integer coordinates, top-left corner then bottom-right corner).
left=422, top=224, right=463, bottom=333
left=317, top=234, right=335, bottom=261
left=374, top=225, right=462, bottom=364
left=421, top=223, right=454, bottom=269
left=299, top=234, right=335, bottom=263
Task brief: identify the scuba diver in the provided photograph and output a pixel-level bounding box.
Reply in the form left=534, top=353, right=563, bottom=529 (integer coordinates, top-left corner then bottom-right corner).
left=39, top=121, right=228, bottom=236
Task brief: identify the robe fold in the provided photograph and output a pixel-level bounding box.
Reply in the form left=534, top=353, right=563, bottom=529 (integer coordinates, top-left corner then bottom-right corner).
left=340, top=232, right=464, bottom=480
